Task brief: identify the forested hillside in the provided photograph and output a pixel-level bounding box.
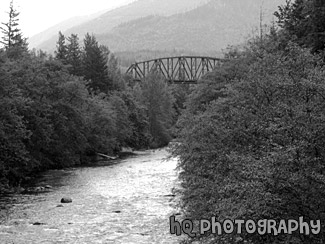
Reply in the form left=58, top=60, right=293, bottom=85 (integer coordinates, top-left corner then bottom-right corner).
left=97, top=0, right=285, bottom=53
left=33, top=0, right=285, bottom=54
left=0, top=2, right=183, bottom=191
left=28, top=10, right=107, bottom=49
left=171, top=1, right=325, bottom=243
left=31, top=0, right=210, bottom=52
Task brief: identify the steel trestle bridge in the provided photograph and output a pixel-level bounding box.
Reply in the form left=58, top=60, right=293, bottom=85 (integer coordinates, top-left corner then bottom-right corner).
left=126, top=56, right=223, bottom=83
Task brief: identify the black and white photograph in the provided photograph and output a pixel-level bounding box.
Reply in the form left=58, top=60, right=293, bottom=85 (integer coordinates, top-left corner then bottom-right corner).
left=0, top=0, right=324, bottom=243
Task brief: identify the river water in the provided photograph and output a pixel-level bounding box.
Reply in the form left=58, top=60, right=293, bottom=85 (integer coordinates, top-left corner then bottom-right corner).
left=0, top=149, right=184, bottom=244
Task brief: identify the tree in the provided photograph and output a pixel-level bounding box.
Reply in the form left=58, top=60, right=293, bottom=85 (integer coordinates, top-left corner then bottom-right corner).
left=275, top=0, right=325, bottom=53
left=0, top=52, right=31, bottom=187
left=107, top=53, right=125, bottom=90
left=83, top=33, right=112, bottom=93
left=0, top=0, right=28, bottom=58
left=120, top=89, right=150, bottom=149
left=66, top=34, right=82, bottom=76
left=171, top=38, right=325, bottom=243
left=55, top=31, right=68, bottom=63
left=135, top=71, right=175, bottom=147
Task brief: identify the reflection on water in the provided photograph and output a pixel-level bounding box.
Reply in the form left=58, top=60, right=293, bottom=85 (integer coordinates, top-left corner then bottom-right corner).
left=0, top=149, right=183, bottom=244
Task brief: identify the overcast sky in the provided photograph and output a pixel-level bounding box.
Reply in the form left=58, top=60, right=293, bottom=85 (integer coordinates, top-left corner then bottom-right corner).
left=0, top=0, right=135, bottom=38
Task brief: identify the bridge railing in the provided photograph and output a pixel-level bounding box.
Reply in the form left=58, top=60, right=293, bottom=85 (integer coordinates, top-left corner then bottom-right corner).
left=126, top=56, right=223, bottom=83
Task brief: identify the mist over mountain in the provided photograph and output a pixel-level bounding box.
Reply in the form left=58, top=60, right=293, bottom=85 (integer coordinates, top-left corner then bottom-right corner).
left=28, top=13, right=104, bottom=49
left=32, top=0, right=286, bottom=55
left=31, top=0, right=209, bottom=51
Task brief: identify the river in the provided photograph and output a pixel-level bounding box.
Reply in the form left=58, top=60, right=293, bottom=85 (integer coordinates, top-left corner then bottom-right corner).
left=0, top=148, right=184, bottom=244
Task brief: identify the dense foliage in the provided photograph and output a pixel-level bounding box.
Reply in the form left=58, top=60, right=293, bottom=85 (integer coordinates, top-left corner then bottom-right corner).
left=171, top=1, right=325, bottom=243
left=0, top=2, right=182, bottom=190
left=275, top=0, right=325, bottom=53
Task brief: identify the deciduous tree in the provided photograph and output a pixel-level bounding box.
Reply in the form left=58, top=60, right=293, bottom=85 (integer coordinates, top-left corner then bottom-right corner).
left=275, top=0, right=325, bottom=53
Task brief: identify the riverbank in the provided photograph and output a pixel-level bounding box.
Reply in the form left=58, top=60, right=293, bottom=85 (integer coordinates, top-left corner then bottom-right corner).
left=0, top=148, right=184, bottom=243
left=0, top=146, right=143, bottom=195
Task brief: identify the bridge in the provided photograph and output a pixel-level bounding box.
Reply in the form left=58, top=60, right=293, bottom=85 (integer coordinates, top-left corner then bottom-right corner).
left=126, top=56, right=223, bottom=83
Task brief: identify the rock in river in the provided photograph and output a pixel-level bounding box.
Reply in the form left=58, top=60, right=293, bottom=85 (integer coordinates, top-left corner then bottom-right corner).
left=33, top=222, right=46, bottom=225
left=61, top=197, right=72, bottom=203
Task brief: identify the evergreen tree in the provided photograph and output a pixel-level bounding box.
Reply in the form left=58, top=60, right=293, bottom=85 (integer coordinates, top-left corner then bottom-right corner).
left=0, top=0, right=28, bottom=58
left=83, top=33, right=112, bottom=93
left=55, top=31, right=67, bottom=63
left=66, top=34, right=82, bottom=76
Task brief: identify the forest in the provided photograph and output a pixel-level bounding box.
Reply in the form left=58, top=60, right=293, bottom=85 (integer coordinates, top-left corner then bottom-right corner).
left=1, top=0, right=325, bottom=243
left=0, top=2, right=183, bottom=190
left=171, top=0, right=325, bottom=243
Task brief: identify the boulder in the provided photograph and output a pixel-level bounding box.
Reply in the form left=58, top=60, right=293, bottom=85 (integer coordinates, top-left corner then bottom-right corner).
left=33, top=222, right=46, bottom=225
left=60, top=197, right=72, bottom=203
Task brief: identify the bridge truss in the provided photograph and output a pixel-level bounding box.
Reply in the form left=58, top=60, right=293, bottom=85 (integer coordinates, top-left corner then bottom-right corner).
left=126, top=56, right=223, bottom=83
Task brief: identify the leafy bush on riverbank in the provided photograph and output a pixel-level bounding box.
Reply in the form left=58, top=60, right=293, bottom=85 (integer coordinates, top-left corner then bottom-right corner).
left=172, top=24, right=325, bottom=244
left=0, top=50, right=180, bottom=188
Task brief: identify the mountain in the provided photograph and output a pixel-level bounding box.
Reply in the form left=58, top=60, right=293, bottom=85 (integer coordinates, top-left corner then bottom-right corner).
left=95, top=0, right=285, bottom=54
left=32, top=0, right=210, bottom=52
left=28, top=10, right=108, bottom=49
left=33, top=0, right=286, bottom=55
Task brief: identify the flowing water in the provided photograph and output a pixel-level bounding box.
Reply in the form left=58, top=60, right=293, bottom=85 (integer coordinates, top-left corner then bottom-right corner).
left=0, top=149, right=184, bottom=244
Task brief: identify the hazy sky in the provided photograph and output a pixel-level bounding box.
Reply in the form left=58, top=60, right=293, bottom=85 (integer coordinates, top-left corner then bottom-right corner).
left=0, top=0, right=135, bottom=38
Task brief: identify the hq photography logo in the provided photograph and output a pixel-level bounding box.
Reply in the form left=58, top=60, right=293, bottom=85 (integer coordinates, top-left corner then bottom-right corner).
left=169, top=216, right=321, bottom=237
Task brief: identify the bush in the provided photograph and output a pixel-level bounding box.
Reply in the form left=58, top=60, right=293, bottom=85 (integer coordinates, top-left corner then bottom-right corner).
left=172, top=40, right=325, bottom=243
